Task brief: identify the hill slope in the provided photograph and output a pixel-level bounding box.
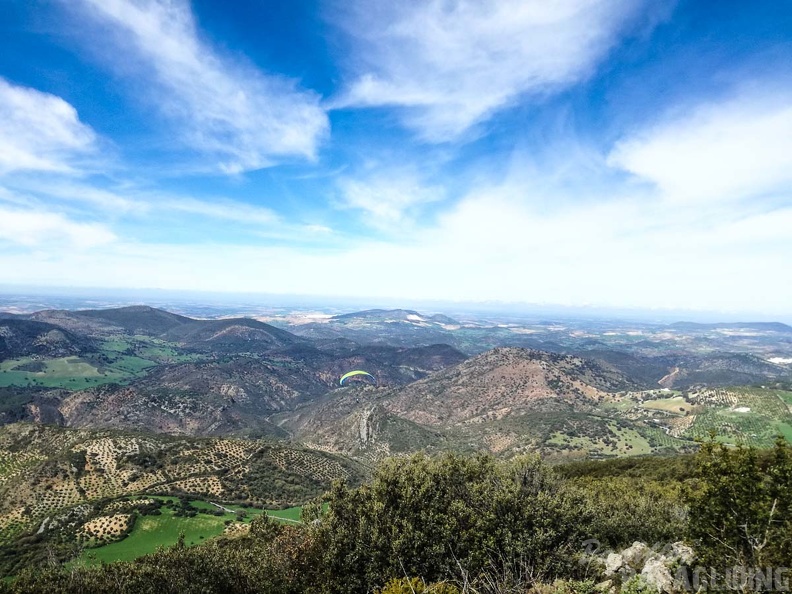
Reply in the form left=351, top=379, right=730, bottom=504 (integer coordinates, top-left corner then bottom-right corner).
left=383, top=347, right=636, bottom=426
left=75, top=305, right=193, bottom=335
left=0, top=422, right=367, bottom=546
left=0, top=319, right=91, bottom=359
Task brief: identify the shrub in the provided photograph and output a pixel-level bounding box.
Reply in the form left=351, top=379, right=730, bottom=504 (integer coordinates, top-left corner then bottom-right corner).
left=317, top=453, right=590, bottom=593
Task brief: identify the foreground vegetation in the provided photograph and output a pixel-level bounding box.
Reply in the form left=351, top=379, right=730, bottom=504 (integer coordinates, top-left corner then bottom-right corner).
left=3, top=438, right=790, bottom=593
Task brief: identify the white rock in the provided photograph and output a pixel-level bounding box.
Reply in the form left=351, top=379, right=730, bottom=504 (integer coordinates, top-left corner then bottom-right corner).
left=641, top=557, right=674, bottom=593
left=604, top=553, right=624, bottom=576
left=669, top=542, right=695, bottom=565
left=622, top=542, right=651, bottom=570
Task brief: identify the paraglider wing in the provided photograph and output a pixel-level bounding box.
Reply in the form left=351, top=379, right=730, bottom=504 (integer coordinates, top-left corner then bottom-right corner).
left=339, top=370, right=376, bottom=386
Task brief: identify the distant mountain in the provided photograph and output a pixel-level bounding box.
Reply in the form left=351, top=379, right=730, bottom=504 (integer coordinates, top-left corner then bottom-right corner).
left=162, top=317, right=305, bottom=351
left=26, top=305, right=192, bottom=337
left=24, top=307, right=308, bottom=354
left=669, top=321, right=792, bottom=333
left=332, top=309, right=420, bottom=321
left=75, top=305, right=193, bottom=334
left=0, top=319, right=91, bottom=359
left=656, top=352, right=790, bottom=389
left=332, top=309, right=459, bottom=325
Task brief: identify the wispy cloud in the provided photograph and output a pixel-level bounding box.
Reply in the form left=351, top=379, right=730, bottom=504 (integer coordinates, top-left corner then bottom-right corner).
left=608, top=91, right=792, bottom=203
left=5, top=178, right=280, bottom=226
left=0, top=205, right=115, bottom=249
left=75, top=0, right=329, bottom=172
left=0, top=78, right=97, bottom=174
left=331, top=0, right=650, bottom=140
left=337, top=171, right=444, bottom=229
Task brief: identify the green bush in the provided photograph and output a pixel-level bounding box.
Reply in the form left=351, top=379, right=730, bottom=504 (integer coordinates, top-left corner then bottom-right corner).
left=686, top=437, right=792, bottom=568
left=376, top=577, right=460, bottom=594
left=317, top=453, right=590, bottom=593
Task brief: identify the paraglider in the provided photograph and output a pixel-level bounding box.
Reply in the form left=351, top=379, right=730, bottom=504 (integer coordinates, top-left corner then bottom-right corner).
left=339, top=370, right=377, bottom=386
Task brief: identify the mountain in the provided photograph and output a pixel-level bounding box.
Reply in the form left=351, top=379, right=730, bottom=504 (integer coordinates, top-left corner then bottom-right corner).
left=162, top=317, right=305, bottom=352
left=75, top=305, right=193, bottom=334
left=0, top=319, right=91, bottom=359
left=22, top=308, right=306, bottom=354
left=332, top=309, right=422, bottom=321
left=668, top=321, right=792, bottom=333
left=276, top=347, right=648, bottom=460
left=274, top=391, right=455, bottom=460
left=382, top=347, right=636, bottom=426
left=655, top=352, right=790, bottom=389
left=28, top=343, right=466, bottom=438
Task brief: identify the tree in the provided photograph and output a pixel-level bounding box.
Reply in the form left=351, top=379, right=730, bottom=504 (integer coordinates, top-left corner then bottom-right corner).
left=317, top=453, right=589, bottom=593
left=687, top=437, right=792, bottom=576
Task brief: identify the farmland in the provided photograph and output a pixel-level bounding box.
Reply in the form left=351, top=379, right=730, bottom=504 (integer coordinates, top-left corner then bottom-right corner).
left=72, top=498, right=307, bottom=566
left=0, top=353, right=157, bottom=389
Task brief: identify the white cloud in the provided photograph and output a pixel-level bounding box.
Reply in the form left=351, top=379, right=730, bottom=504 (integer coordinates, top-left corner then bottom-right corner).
left=4, top=179, right=280, bottom=226
left=608, top=93, right=792, bottom=203
left=76, top=0, right=329, bottom=171
left=332, top=0, right=648, bottom=140
left=0, top=206, right=115, bottom=249
left=3, top=182, right=790, bottom=315
left=162, top=197, right=278, bottom=225
left=338, top=172, right=444, bottom=228
left=0, top=78, right=97, bottom=174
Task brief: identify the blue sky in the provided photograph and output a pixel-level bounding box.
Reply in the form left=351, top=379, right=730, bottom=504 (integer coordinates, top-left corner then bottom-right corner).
left=1, top=0, right=791, bottom=315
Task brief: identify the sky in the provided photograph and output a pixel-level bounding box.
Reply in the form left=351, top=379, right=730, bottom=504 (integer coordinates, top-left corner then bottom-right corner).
left=1, top=0, right=791, bottom=316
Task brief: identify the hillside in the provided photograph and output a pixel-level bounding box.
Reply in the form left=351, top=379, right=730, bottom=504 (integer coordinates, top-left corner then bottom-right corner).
left=275, top=347, right=677, bottom=461
left=0, top=343, right=467, bottom=438
left=0, top=319, right=91, bottom=359
left=162, top=317, right=305, bottom=351
left=71, top=306, right=194, bottom=335
left=0, top=423, right=367, bottom=555
left=382, top=347, right=636, bottom=426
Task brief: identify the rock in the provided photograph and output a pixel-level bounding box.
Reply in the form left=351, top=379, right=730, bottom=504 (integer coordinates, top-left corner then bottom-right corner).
left=622, top=542, right=652, bottom=570
left=604, top=553, right=624, bottom=576
left=595, top=579, right=615, bottom=594
left=641, top=557, right=674, bottom=593
left=669, top=541, right=695, bottom=565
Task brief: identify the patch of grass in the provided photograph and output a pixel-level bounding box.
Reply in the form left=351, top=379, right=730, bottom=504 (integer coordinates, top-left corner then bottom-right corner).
left=0, top=350, right=160, bottom=390
left=98, top=336, right=203, bottom=364
left=641, top=396, right=693, bottom=415
left=73, top=507, right=227, bottom=565
left=0, top=357, right=124, bottom=389
left=71, top=500, right=305, bottom=566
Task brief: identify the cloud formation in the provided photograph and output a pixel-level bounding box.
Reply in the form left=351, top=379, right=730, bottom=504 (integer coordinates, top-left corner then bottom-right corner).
left=0, top=205, right=115, bottom=249
left=77, top=0, right=329, bottom=172
left=0, top=78, right=97, bottom=174
left=333, top=0, right=647, bottom=140
left=609, top=92, right=792, bottom=203
left=338, top=172, right=444, bottom=229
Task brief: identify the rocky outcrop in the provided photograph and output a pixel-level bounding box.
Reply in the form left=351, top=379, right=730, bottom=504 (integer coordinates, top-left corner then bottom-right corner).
left=601, top=541, right=696, bottom=593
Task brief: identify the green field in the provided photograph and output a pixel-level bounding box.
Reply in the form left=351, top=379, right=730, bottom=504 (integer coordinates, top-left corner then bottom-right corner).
left=73, top=500, right=306, bottom=566
left=0, top=349, right=162, bottom=389
left=100, top=336, right=202, bottom=364
left=547, top=423, right=654, bottom=457
left=0, top=357, right=127, bottom=389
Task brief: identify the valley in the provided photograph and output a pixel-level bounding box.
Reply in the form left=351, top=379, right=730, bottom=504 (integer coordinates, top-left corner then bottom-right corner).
left=1, top=302, right=792, bottom=576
